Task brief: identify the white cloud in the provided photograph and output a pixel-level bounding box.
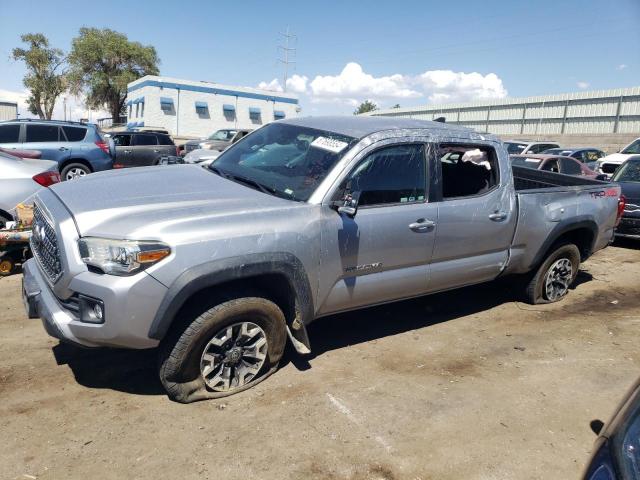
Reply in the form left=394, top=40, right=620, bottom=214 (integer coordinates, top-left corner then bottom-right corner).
left=617, top=64, right=627, bottom=70
left=415, top=70, right=508, bottom=103
left=577, top=81, right=590, bottom=90
left=259, top=63, right=508, bottom=112
left=257, top=78, right=284, bottom=92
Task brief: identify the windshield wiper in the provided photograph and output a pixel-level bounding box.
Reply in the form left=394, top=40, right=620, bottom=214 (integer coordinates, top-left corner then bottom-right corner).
left=208, top=166, right=228, bottom=178
left=226, top=174, right=294, bottom=200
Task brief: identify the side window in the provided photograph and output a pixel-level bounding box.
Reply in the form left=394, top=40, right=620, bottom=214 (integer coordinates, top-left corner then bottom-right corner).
left=62, top=126, right=87, bottom=142
left=585, top=150, right=602, bottom=162
left=341, top=144, right=426, bottom=207
left=439, top=144, right=499, bottom=199
left=25, top=124, right=60, bottom=142
left=113, top=134, right=131, bottom=147
left=541, top=159, right=560, bottom=173
left=529, top=144, right=547, bottom=154
left=0, top=124, right=20, bottom=143
left=560, top=158, right=582, bottom=175
left=157, top=135, right=174, bottom=146
left=133, top=134, right=157, bottom=146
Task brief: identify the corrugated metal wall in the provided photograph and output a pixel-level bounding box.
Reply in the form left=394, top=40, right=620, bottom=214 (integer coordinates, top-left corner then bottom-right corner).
left=0, top=102, right=18, bottom=121
left=368, top=87, right=640, bottom=138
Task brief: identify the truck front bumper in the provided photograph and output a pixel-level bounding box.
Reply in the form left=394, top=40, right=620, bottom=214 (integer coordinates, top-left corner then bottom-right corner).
left=22, top=258, right=165, bottom=349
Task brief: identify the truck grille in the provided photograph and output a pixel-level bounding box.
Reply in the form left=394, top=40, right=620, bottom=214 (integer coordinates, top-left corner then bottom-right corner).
left=31, top=203, right=62, bottom=282
left=601, top=163, right=619, bottom=174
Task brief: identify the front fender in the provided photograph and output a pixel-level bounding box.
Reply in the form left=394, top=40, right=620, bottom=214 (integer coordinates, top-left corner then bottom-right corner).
left=147, top=252, right=314, bottom=353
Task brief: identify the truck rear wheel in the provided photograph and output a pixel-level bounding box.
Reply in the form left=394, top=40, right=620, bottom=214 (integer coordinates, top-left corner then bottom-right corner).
left=524, top=243, right=581, bottom=304
left=159, top=297, right=287, bottom=403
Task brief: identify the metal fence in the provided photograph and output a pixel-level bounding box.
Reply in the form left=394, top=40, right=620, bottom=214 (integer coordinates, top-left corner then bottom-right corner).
left=366, top=87, right=640, bottom=137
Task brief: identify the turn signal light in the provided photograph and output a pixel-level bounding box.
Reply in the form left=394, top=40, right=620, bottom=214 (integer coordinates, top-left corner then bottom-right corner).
left=137, top=249, right=170, bottom=264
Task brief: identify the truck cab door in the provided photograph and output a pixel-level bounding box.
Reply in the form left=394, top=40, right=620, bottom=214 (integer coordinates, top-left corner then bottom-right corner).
left=427, top=142, right=517, bottom=291
left=317, top=142, right=438, bottom=316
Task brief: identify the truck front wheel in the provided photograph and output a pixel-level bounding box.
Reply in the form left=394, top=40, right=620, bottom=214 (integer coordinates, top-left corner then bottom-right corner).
left=525, top=243, right=581, bottom=304
left=159, top=297, right=287, bottom=403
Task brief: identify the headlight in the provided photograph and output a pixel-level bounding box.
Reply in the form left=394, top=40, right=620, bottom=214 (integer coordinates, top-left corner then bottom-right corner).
left=78, top=237, right=170, bottom=276
left=198, top=143, right=211, bottom=150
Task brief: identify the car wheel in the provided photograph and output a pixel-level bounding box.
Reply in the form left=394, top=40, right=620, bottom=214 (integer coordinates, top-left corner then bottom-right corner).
left=61, top=163, right=91, bottom=181
left=524, top=243, right=580, bottom=304
left=159, top=297, right=287, bottom=403
left=0, top=257, right=15, bottom=276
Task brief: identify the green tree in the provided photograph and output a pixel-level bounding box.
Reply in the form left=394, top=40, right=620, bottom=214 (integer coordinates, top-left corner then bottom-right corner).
left=353, top=100, right=378, bottom=115
left=68, top=28, right=159, bottom=121
left=12, top=33, right=66, bottom=119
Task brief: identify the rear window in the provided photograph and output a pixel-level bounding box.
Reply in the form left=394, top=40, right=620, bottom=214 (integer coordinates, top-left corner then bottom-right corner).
left=62, top=126, right=87, bottom=142
left=511, top=156, right=541, bottom=169
left=157, top=135, right=175, bottom=145
left=133, top=134, right=157, bottom=146
left=0, top=124, right=20, bottom=143
left=26, top=124, right=60, bottom=142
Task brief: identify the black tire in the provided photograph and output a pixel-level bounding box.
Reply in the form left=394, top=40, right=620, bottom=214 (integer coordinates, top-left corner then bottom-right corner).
left=60, top=163, right=91, bottom=181
left=159, top=297, right=287, bottom=403
left=524, top=243, right=581, bottom=305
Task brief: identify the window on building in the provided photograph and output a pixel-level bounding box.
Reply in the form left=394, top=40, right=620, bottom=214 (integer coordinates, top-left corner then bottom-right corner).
left=62, top=126, right=87, bottom=142
left=195, top=101, right=208, bottom=117
left=140, top=101, right=145, bottom=117
left=161, top=97, right=174, bottom=114
left=339, top=144, right=426, bottom=207
left=135, top=103, right=140, bottom=118
left=439, top=144, right=499, bottom=198
left=25, top=124, right=60, bottom=142
left=0, top=124, right=20, bottom=143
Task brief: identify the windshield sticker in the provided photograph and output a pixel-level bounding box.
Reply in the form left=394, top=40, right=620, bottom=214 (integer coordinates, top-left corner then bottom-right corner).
left=284, top=188, right=294, bottom=195
left=310, top=137, right=349, bottom=154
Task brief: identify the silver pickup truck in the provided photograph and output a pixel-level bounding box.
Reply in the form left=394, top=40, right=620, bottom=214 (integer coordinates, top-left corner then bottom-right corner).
left=22, top=116, right=623, bottom=403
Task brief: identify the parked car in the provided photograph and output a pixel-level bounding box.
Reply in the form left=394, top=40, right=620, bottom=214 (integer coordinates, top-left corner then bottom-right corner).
left=110, top=131, right=179, bottom=168
left=503, top=140, right=560, bottom=155
left=583, top=377, right=640, bottom=479
left=610, top=155, right=640, bottom=239
left=22, top=116, right=622, bottom=403
left=0, top=119, right=113, bottom=180
left=511, top=154, right=600, bottom=178
left=0, top=150, right=60, bottom=228
left=599, top=138, right=640, bottom=177
left=541, top=147, right=606, bottom=170
left=183, top=129, right=252, bottom=154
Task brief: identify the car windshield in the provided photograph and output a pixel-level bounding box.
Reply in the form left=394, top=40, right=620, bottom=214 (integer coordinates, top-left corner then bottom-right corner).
left=612, top=160, right=640, bottom=182
left=621, top=140, right=640, bottom=155
left=210, top=123, right=356, bottom=202
left=208, top=130, right=237, bottom=141
left=511, top=155, right=541, bottom=169
left=543, top=148, right=572, bottom=155
left=505, top=142, right=527, bottom=154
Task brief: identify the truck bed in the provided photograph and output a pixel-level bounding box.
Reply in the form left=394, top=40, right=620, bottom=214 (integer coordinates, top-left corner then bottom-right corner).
left=512, top=165, right=608, bottom=191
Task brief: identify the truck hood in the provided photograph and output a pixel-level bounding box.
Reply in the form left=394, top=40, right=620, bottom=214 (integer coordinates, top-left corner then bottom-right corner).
left=48, top=165, right=300, bottom=237
left=601, top=153, right=633, bottom=164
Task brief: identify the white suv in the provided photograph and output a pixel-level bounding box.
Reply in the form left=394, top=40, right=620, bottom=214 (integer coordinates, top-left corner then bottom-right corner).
left=598, top=138, right=640, bottom=177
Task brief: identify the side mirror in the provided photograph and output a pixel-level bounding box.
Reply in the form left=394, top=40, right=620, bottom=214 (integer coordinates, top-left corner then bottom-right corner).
left=334, top=193, right=359, bottom=218
left=590, top=419, right=605, bottom=436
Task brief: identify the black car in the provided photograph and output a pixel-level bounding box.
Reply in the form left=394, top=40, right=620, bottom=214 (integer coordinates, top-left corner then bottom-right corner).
left=583, top=378, right=640, bottom=479
left=611, top=156, right=640, bottom=239
left=110, top=131, right=178, bottom=168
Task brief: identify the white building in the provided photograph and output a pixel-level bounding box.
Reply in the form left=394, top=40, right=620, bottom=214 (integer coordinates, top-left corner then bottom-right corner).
left=125, top=75, right=300, bottom=138
left=0, top=101, right=18, bottom=121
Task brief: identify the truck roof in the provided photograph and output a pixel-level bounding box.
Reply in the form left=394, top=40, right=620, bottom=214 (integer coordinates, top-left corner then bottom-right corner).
left=281, top=115, right=484, bottom=140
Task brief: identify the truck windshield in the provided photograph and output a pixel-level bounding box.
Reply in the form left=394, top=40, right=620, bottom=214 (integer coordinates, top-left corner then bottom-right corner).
left=612, top=160, right=640, bottom=182
left=505, top=142, right=527, bottom=154
left=621, top=140, right=640, bottom=155
left=210, top=123, right=356, bottom=201
left=208, top=130, right=237, bottom=141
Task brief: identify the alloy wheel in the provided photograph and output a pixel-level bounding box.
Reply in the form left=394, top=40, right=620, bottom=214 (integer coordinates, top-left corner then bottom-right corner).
left=200, top=321, right=268, bottom=392
left=66, top=168, right=87, bottom=180
left=544, top=258, right=573, bottom=301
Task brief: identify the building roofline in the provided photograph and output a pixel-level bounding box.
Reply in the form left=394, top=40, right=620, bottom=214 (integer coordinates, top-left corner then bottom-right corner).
left=128, top=75, right=299, bottom=105
left=369, top=86, right=640, bottom=115
left=0, top=101, right=18, bottom=107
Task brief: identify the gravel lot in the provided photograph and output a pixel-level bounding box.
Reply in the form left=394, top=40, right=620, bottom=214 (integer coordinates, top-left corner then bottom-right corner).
left=1, top=240, right=639, bottom=480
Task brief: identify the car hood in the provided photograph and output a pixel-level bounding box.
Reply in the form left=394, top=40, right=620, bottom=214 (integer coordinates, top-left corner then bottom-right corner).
left=48, top=165, right=301, bottom=237
left=601, top=153, right=632, bottom=164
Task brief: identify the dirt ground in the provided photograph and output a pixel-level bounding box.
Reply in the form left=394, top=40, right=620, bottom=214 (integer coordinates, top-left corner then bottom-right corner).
left=1, top=240, right=640, bottom=480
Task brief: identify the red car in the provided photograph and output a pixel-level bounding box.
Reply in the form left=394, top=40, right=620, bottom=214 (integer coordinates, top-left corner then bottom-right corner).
left=511, top=154, right=600, bottom=178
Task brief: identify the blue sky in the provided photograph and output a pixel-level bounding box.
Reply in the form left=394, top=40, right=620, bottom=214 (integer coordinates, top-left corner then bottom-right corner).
left=0, top=0, right=638, bottom=119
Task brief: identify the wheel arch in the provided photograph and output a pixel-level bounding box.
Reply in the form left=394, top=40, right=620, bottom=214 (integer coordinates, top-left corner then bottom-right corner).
left=529, top=218, right=598, bottom=269
left=59, top=158, right=94, bottom=174
left=149, top=252, right=314, bottom=353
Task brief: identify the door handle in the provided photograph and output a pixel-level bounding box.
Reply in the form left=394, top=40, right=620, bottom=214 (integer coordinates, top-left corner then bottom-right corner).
left=489, top=212, right=508, bottom=221
left=409, top=219, right=436, bottom=232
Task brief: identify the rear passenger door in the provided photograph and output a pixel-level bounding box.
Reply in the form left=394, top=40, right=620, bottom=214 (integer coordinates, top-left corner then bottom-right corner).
left=428, top=142, right=518, bottom=291
left=23, top=124, right=70, bottom=162
left=112, top=133, right=133, bottom=167
left=130, top=134, right=159, bottom=166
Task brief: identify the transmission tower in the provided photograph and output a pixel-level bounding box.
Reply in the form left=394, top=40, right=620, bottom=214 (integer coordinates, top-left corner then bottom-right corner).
left=277, top=27, right=297, bottom=92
